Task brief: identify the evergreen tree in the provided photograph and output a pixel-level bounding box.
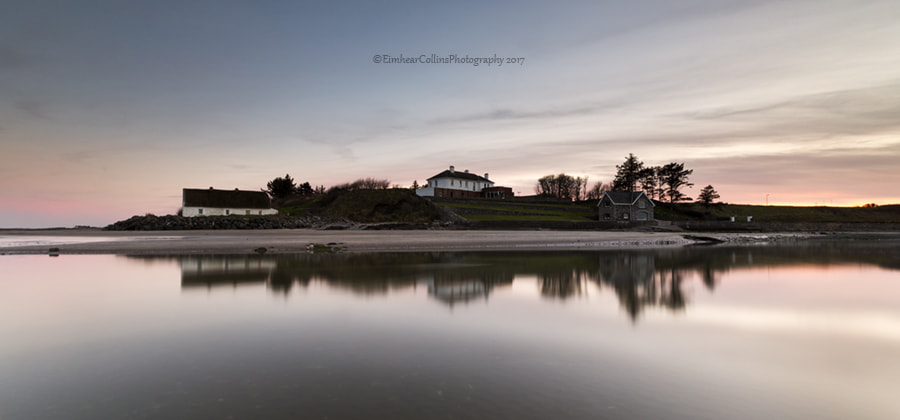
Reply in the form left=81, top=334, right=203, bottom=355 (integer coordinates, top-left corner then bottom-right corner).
left=612, top=154, right=644, bottom=193
left=659, top=162, right=694, bottom=203
left=697, top=185, right=720, bottom=207
left=266, top=174, right=298, bottom=199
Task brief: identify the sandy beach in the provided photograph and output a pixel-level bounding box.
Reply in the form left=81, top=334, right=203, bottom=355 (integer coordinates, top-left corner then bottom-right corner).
left=0, top=228, right=824, bottom=255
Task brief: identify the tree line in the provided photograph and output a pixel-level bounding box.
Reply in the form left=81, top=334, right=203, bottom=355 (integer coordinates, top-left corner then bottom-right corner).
left=535, top=154, right=720, bottom=205
left=264, top=174, right=392, bottom=199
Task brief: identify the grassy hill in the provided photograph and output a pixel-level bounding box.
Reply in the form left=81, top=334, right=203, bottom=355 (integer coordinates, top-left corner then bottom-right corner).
left=273, top=189, right=900, bottom=226
left=276, top=188, right=446, bottom=224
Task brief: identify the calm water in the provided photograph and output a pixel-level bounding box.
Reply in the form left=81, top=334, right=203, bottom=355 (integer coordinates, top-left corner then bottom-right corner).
left=2, top=241, right=899, bottom=419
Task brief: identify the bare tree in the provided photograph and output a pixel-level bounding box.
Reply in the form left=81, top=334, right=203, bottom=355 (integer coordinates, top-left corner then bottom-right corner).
left=586, top=181, right=612, bottom=200
left=535, top=174, right=582, bottom=200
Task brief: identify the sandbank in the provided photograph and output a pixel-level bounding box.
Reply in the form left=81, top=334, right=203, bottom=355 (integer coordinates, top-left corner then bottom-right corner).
left=0, top=228, right=823, bottom=255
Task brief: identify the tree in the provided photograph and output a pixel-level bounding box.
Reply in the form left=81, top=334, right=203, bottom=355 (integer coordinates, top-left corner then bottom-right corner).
left=659, top=162, right=694, bottom=203
left=572, top=176, right=589, bottom=201
left=411, top=180, right=419, bottom=190
left=697, top=185, right=720, bottom=207
left=535, top=173, right=583, bottom=200
left=586, top=181, right=612, bottom=200
left=353, top=177, right=390, bottom=189
left=266, top=174, right=298, bottom=199
left=328, top=177, right=392, bottom=193
left=612, top=154, right=644, bottom=193
left=638, top=167, right=659, bottom=200
left=297, top=181, right=314, bottom=196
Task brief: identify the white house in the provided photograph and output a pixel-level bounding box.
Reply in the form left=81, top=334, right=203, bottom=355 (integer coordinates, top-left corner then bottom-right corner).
left=416, top=166, right=513, bottom=199
left=182, top=188, right=278, bottom=217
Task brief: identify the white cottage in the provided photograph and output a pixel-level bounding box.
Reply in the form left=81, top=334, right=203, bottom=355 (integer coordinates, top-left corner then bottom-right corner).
left=182, top=188, right=278, bottom=217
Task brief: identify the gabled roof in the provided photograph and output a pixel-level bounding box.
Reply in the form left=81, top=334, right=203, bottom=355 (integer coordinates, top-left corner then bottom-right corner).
left=427, top=169, right=491, bottom=183
left=183, top=188, right=272, bottom=209
left=600, top=191, right=655, bottom=206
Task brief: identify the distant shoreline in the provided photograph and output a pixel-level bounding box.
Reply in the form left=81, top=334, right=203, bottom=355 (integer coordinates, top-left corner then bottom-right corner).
left=3, top=228, right=893, bottom=255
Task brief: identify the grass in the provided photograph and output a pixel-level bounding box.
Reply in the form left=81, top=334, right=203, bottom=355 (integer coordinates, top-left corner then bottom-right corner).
left=463, top=214, right=595, bottom=222
left=273, top=189, right=900, bottom=225
left=658, top=203, right=900, bottom=223
left=274, top=188, right=442, bottom=223
left=438, top=199, right=597, bottom=221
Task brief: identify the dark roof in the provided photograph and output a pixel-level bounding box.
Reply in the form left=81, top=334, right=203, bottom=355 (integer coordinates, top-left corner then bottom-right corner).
left=600, top=191, right=654, bottom=206
left=183, top=188, right=272, bottom=209
left=427, top=170, right=491, bottom=183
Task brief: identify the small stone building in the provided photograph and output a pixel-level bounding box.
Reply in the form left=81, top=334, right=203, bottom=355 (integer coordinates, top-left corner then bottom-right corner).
left=598, top=191, right=654, bottom=222
left=182, top=188, right=278, bottom=217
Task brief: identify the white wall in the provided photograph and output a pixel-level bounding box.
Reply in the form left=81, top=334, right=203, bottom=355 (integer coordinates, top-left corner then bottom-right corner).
left=415, top=186, right=435, bottom=197
left=425, top=176, right=493, bottom=193
left=183, top=207, right=278, bottom=217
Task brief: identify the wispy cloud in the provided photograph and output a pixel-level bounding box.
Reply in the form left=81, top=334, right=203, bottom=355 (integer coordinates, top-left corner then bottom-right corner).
left=680, top=81, right=900, bottom=136
left=15, top=99, right=50, bottom=120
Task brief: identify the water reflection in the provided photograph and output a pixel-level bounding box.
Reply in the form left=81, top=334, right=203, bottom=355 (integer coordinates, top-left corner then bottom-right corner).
left=128, top=238, right=900, bottom=320
left=4, top=240, right=899, bottom=420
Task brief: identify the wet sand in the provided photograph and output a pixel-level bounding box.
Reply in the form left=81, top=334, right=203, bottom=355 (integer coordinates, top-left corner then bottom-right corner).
left=0, top=228, right=825, bottom=255
left=0, top=228, right=701, bottom=254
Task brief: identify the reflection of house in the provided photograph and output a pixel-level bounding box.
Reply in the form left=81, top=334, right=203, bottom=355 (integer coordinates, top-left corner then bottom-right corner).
left=180, top=256, right=276, bottom=288
left=415, top=166, right=513, bottom=199
left=598, top=191, right=654, bottom=221
left=182, top=188, right=278, bottom=217
left=422, top=271, right=513, bottom=307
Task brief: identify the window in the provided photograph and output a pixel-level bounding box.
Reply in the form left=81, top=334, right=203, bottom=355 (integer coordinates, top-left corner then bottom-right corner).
left=638, top=200, right=647, bottom=209
left=198, top=208, right=203, bottom=215
left=246, top=210, right=251, bottom=215
left=225, top=209, right=230, bottom=215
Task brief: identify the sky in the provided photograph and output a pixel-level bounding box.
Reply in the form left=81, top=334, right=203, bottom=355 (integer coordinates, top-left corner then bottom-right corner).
left=2, top=0, right=899, bottom=228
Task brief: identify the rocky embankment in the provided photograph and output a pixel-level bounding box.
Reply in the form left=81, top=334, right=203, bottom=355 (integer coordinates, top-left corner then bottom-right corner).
left=103, top=214, right=455, bottom=231
left=104, top=214, right=356, bottom=231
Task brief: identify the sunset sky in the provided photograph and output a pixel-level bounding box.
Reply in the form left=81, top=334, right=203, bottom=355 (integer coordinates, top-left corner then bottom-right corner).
left=2, top=0, right=898, bottom=228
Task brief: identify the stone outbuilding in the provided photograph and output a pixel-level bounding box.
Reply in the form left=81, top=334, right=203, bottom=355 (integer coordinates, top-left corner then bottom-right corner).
left=598, top=191, right=655, bottom=222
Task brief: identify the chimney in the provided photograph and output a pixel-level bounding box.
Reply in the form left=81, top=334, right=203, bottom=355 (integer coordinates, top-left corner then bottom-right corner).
left=484, top=173, right=489, bottom=180
left=464, top=169, right=469, bottom=173
left=449, top=165, right=455, bottom=173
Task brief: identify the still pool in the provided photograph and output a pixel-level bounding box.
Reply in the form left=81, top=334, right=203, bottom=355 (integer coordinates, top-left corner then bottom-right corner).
left=2, top=242, right=899, bottom=419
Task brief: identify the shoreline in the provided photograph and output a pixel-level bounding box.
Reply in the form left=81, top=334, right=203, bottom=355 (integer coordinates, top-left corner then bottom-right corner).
left=0, top=228, right=860, bottom=255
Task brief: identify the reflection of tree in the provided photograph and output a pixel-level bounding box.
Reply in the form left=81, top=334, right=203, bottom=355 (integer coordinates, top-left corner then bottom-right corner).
left=656, top=269, right=686, bottom=313
left=699, top=263, right=719, bottom=291
left=593, top=254, right=694, bottom=320
left=597, top=254, right=656, bottom=320
left=122, top=238, right=900, bottom=319
left=538, top=267, right=595, bottom=299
